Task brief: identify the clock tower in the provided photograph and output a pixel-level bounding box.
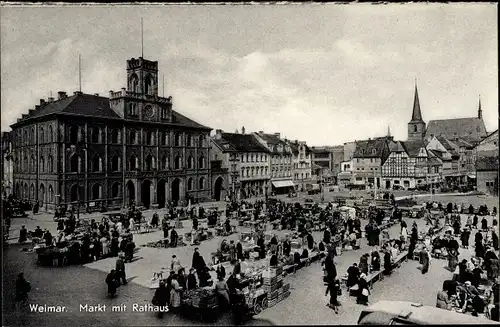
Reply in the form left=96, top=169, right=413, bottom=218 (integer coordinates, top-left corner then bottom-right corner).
left=109, top=57, right=172, bottom=122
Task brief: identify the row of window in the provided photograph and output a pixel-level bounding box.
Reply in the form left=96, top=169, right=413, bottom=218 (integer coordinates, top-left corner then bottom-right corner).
left=294, top=173, right=310, bottom=179
left=241, top=166, right=268, bottom=178
left=241, top=153, right=268, bottom=163
left=271, top=157, right=291, bottom=164
left=13, top=154, right=206, bottom=174
left=293, top=163, right=310, bottom=169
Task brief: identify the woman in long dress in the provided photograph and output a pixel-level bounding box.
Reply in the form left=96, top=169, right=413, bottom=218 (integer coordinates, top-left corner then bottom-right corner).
left=169, top=275, right=182, bottom=313
left=421, top=247, right=431, bottom=274
left=101, top=236, right=109, bottom=257
left=356, top=274, right=370, bottom=305
left=447, top=248, right=459, bottom=272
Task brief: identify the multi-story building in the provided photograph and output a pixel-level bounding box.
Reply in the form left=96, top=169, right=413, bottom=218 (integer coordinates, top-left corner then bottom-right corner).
left=351, top=137, right=392, bottom=189
left=476, top=156, right=498, bottom=196
left=288, top=140, right=312, bottom=192
left=311, top=147, right=335, bottom=183
left=10, top=56, right=211, bottom=212
left=330, top=146, right=344, bottom=184
left=475, top=129, right=499, bottom=158
left=212, top=129, right=270, bottom=199
left=381, top=140, right=442, bottom=190
left=343, top=141, right=357, bottom=162
left=1, top=132, right=13, bottom=198
left=338, top=159, right=354, bottom=187
left=211, top=130, right=241, bottom=201
left=254, top=132, right=294, bottom=194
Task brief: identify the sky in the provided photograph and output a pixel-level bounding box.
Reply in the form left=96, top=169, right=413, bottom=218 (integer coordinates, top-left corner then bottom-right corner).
left=1, top=3, right=497, bottom=146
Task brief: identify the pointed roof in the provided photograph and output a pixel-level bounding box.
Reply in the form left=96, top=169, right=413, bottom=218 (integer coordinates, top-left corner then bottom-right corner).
left=387, top=125, right=391, bottom=137
left=410, top=84, right=423, bottom=122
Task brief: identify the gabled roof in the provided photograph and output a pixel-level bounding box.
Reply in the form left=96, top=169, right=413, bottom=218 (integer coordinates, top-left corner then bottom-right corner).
left=425, top=117, right=487, bottom=144
left=452, top=137, right=473, bottom=149
left=289, top=141, right=311, bottom=155
left=11, top=93, right=210, bottom=130
left=389, top=141, right=406, bottom=153
left=211, top=138, right=237, bottom=153
left=429, top=149, right=451, bottom=161
left=401, top=140, right=427, bottom=157
left=220, top=133, right=269, bottom=153
left=258, top=133, right=291, bottom=154
left=353, top=138, right=390, bottom=161
left=476, top=156, right=499, bottom=171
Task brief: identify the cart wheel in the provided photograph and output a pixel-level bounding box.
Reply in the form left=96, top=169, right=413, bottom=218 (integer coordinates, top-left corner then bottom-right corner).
left=253, top=301, right=262, bottom=315
left=260, top=297, right=268, bottom=309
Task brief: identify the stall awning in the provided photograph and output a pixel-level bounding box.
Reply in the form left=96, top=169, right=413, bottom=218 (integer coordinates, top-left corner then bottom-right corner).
left=272, top=180, right=295, bottom=188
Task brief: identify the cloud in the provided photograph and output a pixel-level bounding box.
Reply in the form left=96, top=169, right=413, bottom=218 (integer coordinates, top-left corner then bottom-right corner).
left=1, top=4, right=497, bottom=146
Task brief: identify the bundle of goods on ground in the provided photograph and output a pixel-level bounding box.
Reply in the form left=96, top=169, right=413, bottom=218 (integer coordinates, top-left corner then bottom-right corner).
left=181, top=287, right=219, bottom=322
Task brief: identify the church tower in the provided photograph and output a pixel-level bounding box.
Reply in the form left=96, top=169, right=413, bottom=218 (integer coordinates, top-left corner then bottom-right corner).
left=407, top=83, right=426, bottom=142
left=127, top=57, right=158, bottom=96
left=478, top=95, right=483, bottom=119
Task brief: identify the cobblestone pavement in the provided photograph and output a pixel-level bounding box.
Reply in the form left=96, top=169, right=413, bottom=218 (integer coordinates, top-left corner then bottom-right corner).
left=4, top=194, right=498, bottom=326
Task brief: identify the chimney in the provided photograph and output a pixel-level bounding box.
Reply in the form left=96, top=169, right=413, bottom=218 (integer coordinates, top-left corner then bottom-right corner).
left=57, top=91, right=67, bottom=99
left=241, top=126, right=245, bottom=134
left=34, top=105, right=40, bottom=111
left=48, top=97, right=54, bottom=103
left=94, top=93, right=99, bottom=97
left=259, top=131, right=264, bottom=135
left=40, top=99, right=46, bottom=106
left=215, top=129, right=223, bottom=139
left=109, top=90, right=114, bottom=98
left=274, top=133, right=280, bottom=138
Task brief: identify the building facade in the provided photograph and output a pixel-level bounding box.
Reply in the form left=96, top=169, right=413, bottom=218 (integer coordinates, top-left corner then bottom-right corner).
left=475, top=129, right=499, bottom=158
left=253, top=132, right=293, bottom=194
left=211, top=131, right=241, bottom=201
left=476, top=156, right=498, bottom=196
left=381, top=140, right=442, bottom=190
left=351, top=137, right=391, bottom=189
left=289, top=140, right=312, bottom=191
left=10, top=56, right=211, bottom=212
left=212, top=130, right=270, bottom=199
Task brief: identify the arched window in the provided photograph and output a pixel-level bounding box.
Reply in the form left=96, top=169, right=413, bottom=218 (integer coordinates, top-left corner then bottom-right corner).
left=413, top=125, right=417, bottom=133
left=146, top=130, right=154, bottom=145
left=48, top=126, right=54, bottom=142
left=130, top=130, right=137, bottom=144
left=111, top=129, right=119, bottom=143
left=92, top=154, right=102, bottom=172
left=90, top=126, right=100, bottom=143
left=31, top=155, right=36, bottom=172
left=91, top=183, right=102, bottom=200
left=199, top=177, right=205, bottom=190
left=40, top=156, right=45, bottom=173
left=70, top=154, right=80, bottom=173
left=161, top=132, right=168, bottom=146
left=69, top=126, right=79, bottom=144
left=188, top=156, right=194, bottom=169
left=161, top=155, right=169, bottom=170
left=31, top=128, right=35, bottom=143
left=145, top=75, right=153, bottom=95
left=111, top=182, right=121, bottom=198
left=198, top=156, right=205, bottom=169
left=128, top=103, right=137, bottom=116
left=187, top=178, right=193, bottom=191
left=23, top=130, right=27, bottom=145
left=111, top=155, right=120, bottom=171
left=40, top=127, right=45, bottom=144
left=23, top=156, right=28, bottom=172
left=48, top=155, right=54, bottom=172
left=174, top=155, right=181, bottom=169
left=246, top=167, right=250, bottom=176
left=174, top=133, right=181, bottom=146
left=129, top=155, right=138, bottom=170
left=145, top=155, right=155, bottom=170
left=187, top=134, right=193, bottom=147
left=30, top=183, right=35, bottom=199
left=48, top=185, right=54, bottom=202
left=199, top=135, right=204, bottom=147
left=130, top=73, right=139, bottom=93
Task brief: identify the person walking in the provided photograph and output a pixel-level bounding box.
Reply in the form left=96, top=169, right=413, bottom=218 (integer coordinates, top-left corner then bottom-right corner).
left=115, top=255, right=127, bottom=285
left=421, top=247, right=431, bottom=274
left=356, top=273, right=370, bottom=305
left=152, top=281, right=170, bottom=318
left=325, top=277, right=341, bottom=313
left=105, top=269, right=119, bottom=298
left=169, top=274, right=182, bottom=314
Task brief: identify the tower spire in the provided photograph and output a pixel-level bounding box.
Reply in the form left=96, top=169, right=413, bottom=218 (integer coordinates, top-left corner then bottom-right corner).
left=78, top=54, right=82, bottom=92
left=387, top=125, right=391, bottom=137
left=411, top=82, right=423, bottom=122
left=478, top=94, right=482, bottom=119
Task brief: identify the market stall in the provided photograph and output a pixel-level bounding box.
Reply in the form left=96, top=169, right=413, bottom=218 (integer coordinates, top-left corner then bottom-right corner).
left=181, top=287, right=219, bottom=322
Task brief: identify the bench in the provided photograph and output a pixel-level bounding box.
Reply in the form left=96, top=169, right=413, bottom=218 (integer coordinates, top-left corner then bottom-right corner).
left=283, top=263, right=297, bottom=274
left=349, top=270, right=381, bottom=296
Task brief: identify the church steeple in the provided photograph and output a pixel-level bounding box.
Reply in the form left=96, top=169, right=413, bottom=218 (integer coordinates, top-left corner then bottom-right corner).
left=411, top=83, right=423, bottom=122
left=478, top=95, right=483, bottom=119
left=407, top=81, right=426, bottom=142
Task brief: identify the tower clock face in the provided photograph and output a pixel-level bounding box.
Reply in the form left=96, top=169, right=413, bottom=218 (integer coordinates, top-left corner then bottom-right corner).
left=144, top=106, right=154, bottom=118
